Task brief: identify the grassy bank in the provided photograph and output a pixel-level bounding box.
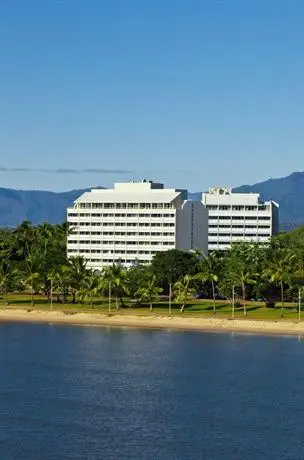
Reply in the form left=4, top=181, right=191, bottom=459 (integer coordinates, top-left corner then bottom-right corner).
left=0, top=294, right=302, bottom=321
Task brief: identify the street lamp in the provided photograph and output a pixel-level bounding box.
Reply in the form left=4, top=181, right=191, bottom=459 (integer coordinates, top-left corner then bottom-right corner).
left=169, top=283, right=172, bottom=317
left=232, top=285, right=235, bottom=319
left=50, top=278, right=53, bottom=309
left=108, top=281, right=112, bottom=315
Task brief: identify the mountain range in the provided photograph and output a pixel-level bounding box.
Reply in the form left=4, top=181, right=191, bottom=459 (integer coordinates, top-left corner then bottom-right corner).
left=0, top=172, right=304, bottom=230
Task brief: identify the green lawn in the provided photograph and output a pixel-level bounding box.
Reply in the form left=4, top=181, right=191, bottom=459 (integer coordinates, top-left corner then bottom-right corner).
left=0, top=294, right=302, bottom=321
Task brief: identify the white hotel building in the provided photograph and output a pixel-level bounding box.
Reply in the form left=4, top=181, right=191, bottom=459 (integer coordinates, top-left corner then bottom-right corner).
left=202, top=187, right=279, bottom=251
left=67, top=180, right=208, bottom=269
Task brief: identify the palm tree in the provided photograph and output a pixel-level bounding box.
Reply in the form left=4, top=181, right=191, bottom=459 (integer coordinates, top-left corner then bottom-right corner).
left=21, top=249, right=44, bottom=306
left=23, top=272, right=41, bottom=306
left=14, top=220, right=37, bottom=259
left=39, top=222, right=55, bottom=257
left=0, top=259, right=20, bottom=306
left=174, top=274, right=195, bottom=313
left=263, top=246, right=295, bottom=317
left=102, top=264, right=129, bottom=309
left=135, top=276, right=163, bottom=312
left=48, top=266, right=71, bottom=304
left=225, top=244, right=257, bottom=316
left=67, top=256, right=89, bottom=303
left=0, top=269, right=9, bottom=305
left=195, top=251, right=222, bottom=314
left=78, top=272, right=101, bottom=307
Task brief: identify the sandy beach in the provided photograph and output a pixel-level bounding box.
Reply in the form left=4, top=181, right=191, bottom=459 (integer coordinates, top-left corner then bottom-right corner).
left=1, top=308, right=304, bottom=336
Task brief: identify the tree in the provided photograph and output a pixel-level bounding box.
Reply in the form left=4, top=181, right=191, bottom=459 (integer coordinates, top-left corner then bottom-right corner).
left=13, top=221, right=37, bottom=260
left=67, top=256, right=89, bottom=303
left=47, top=266, right=71, bottom=304
left=135, top=276, right=163, bottom=312
left=263, top=244, right=296, bottom=317
left=78, top=271, right=101, bottom=307
left=174, top=274, right=195, bottom=313
left=126, top=264, right=152, bottom=299
left=225, top=243, right=258, bottom=316
left=102, top=264, right=129, bottom=308
left=151, top=249, right=200, bottom=292
left=23, top=272, right=41, bottom=306
left=195, top=251, right=223, bottom=314
left=38, top=222, right=55, bottom=257
left=0, top=259, right=20, bottom=305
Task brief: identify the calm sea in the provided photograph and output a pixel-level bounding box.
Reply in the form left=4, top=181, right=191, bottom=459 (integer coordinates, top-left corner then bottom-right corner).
left=0, top=323, right=304, bottom=459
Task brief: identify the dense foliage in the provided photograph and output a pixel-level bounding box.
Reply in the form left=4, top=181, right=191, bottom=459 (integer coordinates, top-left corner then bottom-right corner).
left=1, top=221, right=304, bottom=316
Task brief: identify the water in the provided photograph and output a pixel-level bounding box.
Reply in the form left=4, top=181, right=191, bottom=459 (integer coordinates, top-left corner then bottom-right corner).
left=0, top=324, right=304, bottom=460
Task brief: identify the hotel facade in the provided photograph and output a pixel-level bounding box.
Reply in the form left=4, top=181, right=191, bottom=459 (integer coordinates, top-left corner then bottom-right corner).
left=202, top=187, right=279, bottom=251
left=67, top=180, right=208, bottom=269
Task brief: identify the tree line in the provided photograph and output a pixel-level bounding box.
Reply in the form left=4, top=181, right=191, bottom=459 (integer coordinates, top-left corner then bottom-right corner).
left=0, top=221, right=304, bottom=316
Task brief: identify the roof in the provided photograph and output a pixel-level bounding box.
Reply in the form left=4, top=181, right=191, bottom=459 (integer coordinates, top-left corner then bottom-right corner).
left=73, top=189, right=182, bottom=204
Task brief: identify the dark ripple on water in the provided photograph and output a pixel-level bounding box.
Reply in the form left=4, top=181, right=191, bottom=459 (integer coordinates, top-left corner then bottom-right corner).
left=0, top=323, right=304, bottom=459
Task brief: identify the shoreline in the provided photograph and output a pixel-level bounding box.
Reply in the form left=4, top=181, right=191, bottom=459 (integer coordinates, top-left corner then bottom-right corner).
left=1, top=308, right=304, bottom=337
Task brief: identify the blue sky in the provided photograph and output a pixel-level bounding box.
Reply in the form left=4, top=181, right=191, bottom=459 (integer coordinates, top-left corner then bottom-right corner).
left=1, top=0, right=304, bottom=192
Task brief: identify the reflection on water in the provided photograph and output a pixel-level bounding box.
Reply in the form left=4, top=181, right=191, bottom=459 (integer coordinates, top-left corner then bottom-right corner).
left=0, top=323, right=304, bottom=459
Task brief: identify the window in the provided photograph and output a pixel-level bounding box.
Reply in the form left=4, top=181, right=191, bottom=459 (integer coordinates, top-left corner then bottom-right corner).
left=210, top=216, right=231, bottom=220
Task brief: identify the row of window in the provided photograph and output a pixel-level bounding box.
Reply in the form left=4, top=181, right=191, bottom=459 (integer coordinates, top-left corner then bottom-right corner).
left=69, top=213, right=175, bottom=219
left=207, top=205, right=269, bottom=211
left=209, top=224, right=270, bottom=229
left=68, top=249, right=151, bottom=254
left=77, top=202, right=175, bottom=209
left=69, top=222, right=175, bottom=227
left=209, top=240, right=267, bottom=246
left=209, top=216, right=271, bottom=221
left=87, top=258, right=150, bottom=264
left=74, top=231, right=175, bottom=236
left=68, top=249, right=161, bottom=255
left=68, top=241, right=175, bottom=246
left=208, top=233, right=270, bottom=238
left=209, top=242, right=233, bottom=246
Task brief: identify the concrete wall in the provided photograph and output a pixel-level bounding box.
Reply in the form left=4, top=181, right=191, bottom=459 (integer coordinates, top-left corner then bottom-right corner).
left=176, top=201, right=208, bottom=254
